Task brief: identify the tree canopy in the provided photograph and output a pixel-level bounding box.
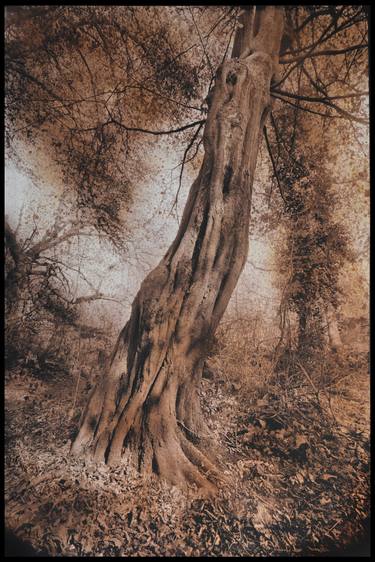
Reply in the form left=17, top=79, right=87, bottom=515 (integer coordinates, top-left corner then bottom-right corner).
left=5, top=6, right=368, bottom=245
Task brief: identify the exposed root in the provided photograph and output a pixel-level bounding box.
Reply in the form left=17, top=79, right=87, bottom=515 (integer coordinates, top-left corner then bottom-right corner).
left=71, top=374, right=221, bottom=496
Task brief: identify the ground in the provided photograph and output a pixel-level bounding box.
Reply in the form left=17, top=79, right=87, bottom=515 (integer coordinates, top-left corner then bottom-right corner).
left=4, top=344, right=370, bottom=557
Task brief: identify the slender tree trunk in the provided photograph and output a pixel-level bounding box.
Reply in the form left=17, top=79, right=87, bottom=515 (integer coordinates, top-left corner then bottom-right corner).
left=297, top=308, right=307, bottom=356
left=325, top=304, right=342, bottom=351
left=273, top=293, right=292, bottom=366
left=71, top=6, right=285, bottom=493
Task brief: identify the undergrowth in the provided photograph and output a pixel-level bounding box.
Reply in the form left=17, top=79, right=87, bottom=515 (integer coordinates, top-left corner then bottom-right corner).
left=5, top=319, right=370, bottom=556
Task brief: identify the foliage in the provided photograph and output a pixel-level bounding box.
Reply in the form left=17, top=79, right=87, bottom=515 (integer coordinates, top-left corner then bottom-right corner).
left=5, top=6, right=235, bottom=245
left=4, top=5, right=369, bottom=556
left=267, top=108, right=356, bottom=361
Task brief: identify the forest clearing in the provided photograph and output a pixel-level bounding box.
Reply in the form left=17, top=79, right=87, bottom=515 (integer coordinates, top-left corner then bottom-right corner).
left=5, top=5, right=369, bottom=557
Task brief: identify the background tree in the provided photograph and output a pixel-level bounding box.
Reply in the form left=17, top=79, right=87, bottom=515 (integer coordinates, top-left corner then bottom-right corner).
left=259, top=5, right=369, bottom=369
left=270, top=110, right=355, bottom=370
left=4, top=198, right=122, bottom=373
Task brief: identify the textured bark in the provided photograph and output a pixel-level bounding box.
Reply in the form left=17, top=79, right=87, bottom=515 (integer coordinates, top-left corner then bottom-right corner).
left=71, top=6, right=285, bottom=493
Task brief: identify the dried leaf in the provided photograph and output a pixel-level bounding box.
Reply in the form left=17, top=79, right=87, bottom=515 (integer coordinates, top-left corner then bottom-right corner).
left=321, top=473, right=337, bottom=481
left=296, top=472, right=304, bottom=484
left=295, top=434, right=309, bottom=448
left=320, top=496, right=331, bottom=505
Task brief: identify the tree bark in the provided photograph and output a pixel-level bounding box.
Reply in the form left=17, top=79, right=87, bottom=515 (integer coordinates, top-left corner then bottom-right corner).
left=71, top=6, right=285, bottom=493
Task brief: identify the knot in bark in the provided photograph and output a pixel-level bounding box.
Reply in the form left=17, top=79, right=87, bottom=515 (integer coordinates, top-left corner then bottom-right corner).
left=226, top=70, right=237, bottom=86
left=220, top=59, right=247, bottom=85
left=229, top=110, right=244, bottom=129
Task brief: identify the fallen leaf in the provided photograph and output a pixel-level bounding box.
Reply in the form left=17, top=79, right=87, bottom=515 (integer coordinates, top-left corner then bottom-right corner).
left=296, top=472, right=304, bottom=484
left=320, top=496, right=331, bottom=505
left=295, top=434, right=308, bottom=448
left=321, top=473, right=337, bottom=481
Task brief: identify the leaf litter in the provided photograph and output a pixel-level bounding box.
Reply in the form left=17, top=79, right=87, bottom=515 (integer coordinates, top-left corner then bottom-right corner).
left=5, top=352, right=370, bottom=556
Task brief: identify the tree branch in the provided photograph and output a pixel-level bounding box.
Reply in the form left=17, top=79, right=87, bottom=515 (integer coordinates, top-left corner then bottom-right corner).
left=280, top=43, right=368, bottom=65
left=72, top=292, right=126, bottom=307
left=4, top=218, right=22, bottom=265
left=109, top=117, right=206, bottom=137
left=272, top=89, right=369, bottom=125
left=263, top=126, right=287, bottom=206
left=28, top=225, right=86, bottom=256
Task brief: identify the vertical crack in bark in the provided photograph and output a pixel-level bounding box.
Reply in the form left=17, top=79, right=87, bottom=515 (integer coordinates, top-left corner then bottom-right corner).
left=191, top=199, right=210, bottom=279
left=222, top=164, right=233, bottom=198
left=213, top=230, right=225, bottom=268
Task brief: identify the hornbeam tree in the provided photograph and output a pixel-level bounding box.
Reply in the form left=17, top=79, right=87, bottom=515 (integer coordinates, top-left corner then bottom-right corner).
left=271, top=115, right=353, bottom=364
left=6, top=6, right=368, bottom=493
left=71, top=6, right=285, bottom=492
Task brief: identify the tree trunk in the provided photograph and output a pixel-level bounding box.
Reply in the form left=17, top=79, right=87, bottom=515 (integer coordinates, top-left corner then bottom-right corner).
left=325, top=304, right=342, bottom=351
left=297, top=301, right=305, bottom=342
left=71, top=6, right=285, bottom=493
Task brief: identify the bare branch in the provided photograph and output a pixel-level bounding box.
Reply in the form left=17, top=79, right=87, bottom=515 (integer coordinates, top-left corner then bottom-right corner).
left=272, top=94, right=338, bottom=120
left=28, top=225, right=86, bottom=256
left=4, top=219, right=22, bottom=265
left=109, top=116, right=206, bottom=137
left=249, top=261, right=277, bottom=273
left=294, top=8, right=332, bottom=34
left=280, top=43, right=368, bottom=65
left=263, top=126, right=287, bottom=206
left=76, top=112, right=206, bottom=137
left=272, top=89, right=369, bottom=125
left=72, top=292, right=126, bottom=307
left=188, top=6, right=215, bottom=79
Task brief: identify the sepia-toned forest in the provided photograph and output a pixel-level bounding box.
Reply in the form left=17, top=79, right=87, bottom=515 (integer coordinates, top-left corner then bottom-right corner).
left=5, top=5, right=369, bottom=557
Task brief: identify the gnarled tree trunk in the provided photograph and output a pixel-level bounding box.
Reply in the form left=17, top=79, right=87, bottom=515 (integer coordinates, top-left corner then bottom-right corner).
left=71, top=6, right=285, bottom=493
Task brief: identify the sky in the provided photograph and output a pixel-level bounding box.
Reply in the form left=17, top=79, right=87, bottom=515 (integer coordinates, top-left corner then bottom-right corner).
left=4, top=6, right=369, bottom=345
left=5, top=102, right=369, bottom=342
left=5, top=140, right=280, bottom=335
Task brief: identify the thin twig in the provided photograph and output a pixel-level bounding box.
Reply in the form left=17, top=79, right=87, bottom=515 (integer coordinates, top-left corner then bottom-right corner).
left=263, top=126, right=287, bottom=206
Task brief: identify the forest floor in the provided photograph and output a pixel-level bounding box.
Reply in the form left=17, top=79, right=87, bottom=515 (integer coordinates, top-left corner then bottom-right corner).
left=4, top=346, right=370, bottom=557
